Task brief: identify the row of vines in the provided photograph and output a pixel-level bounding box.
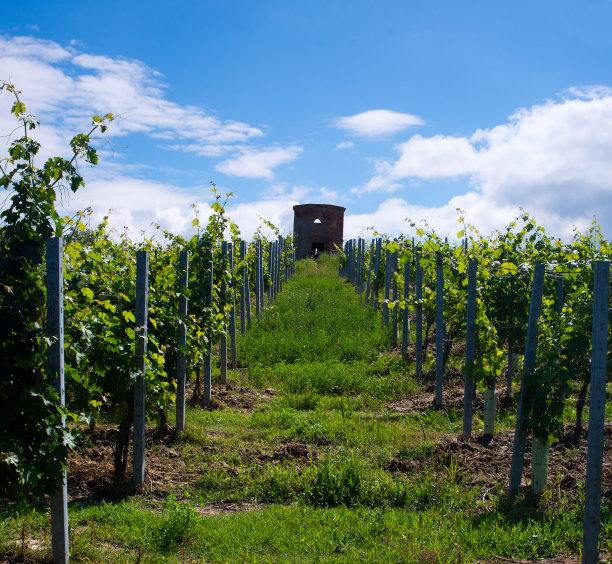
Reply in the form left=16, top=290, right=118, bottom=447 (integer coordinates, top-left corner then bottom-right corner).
left=340, top=216, right=611, bottom=561
left=0, top=84, right=295, bottom=511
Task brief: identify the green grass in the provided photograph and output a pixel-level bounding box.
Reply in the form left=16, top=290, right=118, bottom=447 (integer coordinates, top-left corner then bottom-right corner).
left=238, top=256, right=390, bottom=366
left=0, top=253, right=602, bottom=562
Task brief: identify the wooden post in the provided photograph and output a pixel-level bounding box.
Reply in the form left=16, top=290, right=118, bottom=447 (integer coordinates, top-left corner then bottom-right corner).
left=229, top=243, right=237, bottom=369
left=133, top=250, right=149, bottom=487
left=402, top=261, right=410, bottom=358
left=462, top=258, right=477, bottom=440
left=47, top=237, right=69, bottom=564
left=220, top=241, right=228, bottom=384
left=582, top=261, right=610, bottom=564
left=176, top=250, right=189, bottom=432
left=415, top=248, right=423, bottom=379
left=435, top=252, right=444, bottom=407
left=203, top=257, right=213, bottom=406
left=509, top=263, right=545, bottom=495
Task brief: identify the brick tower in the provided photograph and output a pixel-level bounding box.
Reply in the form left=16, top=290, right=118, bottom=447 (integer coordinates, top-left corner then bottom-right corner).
left=293, top=204, right=345, bottom=260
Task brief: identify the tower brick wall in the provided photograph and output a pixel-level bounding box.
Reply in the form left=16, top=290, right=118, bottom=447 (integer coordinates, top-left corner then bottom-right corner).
left=293, top=204, right=345, bottom=260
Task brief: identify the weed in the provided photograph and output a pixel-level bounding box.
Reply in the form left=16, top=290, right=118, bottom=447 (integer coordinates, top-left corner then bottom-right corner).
left=153, top=498, right=197, bottom=553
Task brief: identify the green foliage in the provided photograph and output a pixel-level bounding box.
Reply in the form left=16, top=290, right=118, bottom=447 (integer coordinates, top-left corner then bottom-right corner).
left=0, top=83, right=112, bottom=499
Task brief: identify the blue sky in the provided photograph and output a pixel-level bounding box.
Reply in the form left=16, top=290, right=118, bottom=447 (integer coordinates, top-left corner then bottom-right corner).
left=2, top=1, right=612, bottom=240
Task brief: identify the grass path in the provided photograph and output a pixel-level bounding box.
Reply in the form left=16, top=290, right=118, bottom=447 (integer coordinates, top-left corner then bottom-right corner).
left=0, top=255, right=599, bottom=562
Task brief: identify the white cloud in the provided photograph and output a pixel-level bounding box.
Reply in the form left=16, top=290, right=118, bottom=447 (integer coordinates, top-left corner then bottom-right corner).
left=354, top=89, right=612, bottom=235
left=64, top=174, right=211, bottom=238
left=215, top=146, right=303, bottom=179
left=342, top=196, right=584, bottom=242
left=0, top=35, right=264, bottom=162
left=336, top=140, right=354, bottom=150
left=334, top=109, right=424, bottom=138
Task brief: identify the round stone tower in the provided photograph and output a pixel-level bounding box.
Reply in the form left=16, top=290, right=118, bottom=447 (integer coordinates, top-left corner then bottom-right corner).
left=293, top=204, right=345, bottom=260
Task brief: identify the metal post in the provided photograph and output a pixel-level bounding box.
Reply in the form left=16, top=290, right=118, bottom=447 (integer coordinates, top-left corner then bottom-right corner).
left=383, top=248, right=391, bottom=327
left=240, top=241, right=246, bottom=335
left=509, top=263, right=545, bottom=495
left=133, top=250, right=149, bottom=486
left=435, top=252, right=444, bottom=407
left=582, top=261, right=610, bottom=563
left=47, top=237, right=69, bottom=564
left=203, top=256, right=213, bottom=406
left=463, top=258, right=477, bottom=440
left=365, top=239, right=374, bottom=301
left=415, top=248, right=423, bottom=379
left=176, top=250, right=189, bottom=432
left=402, top=261, right=410, bottom=357
left=220, top=241, right=228, bottom=384
left=229, top=243, right=237, bottom=369
left=255, top=240, right=261, bottom=317
left=373, top=238, right=382, bottom=308
left=392, top=251, right=398, bottom=345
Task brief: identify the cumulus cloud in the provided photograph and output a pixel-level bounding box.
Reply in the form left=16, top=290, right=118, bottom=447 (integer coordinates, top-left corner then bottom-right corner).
left=0, top=34, right=307, bottom=238
left=334, top=109, right=424, bottom=138
left=336, top=140, right=354, bottom=150
left=354, top=89, right=612, bottom=235
left=341, top=196, right=586, bottom=242
left=0, top=35, right=264, bottom=162
left=64, top=174, right=210, bottom=238
left=215, top=146, right=303, bottom=179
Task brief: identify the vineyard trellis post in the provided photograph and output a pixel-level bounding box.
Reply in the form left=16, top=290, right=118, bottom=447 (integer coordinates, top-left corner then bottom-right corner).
left=268, top=241, right=273, bottom=302
left=435, top=252, right=444, bottom=407
left=176, top=250, right=189, bottom=432
left=373, top=238, right=382, bottom=308
left=415, top=247, right=423, bottom=379
left=509, top=263, right=545, bottom=495
left=220, top=241, right=228, bottom=385
left=133, top=250, right=149, bottom=487
left=47, top=237, right=69, bottom=564
left=245, top=241, right=252, bottom=328
left=462, top=257, right=477, bottom=440
left=229, top=243, right=237, bottom=369
left=365, top=239, right=374, bottom=302
left=255, top=240, right=261, bottom=317
left=203, top=256, right=213, bottom=406
left=383, top=248, right=391, bottom=327
left=392, top=250, right=398, bottom=345
left=240, top=241, right=247, bottom=334
left=402, top=261, right=410, bottom=358
left=582, top=260, right=610, bottom=564
left=356, top=238, right=363, bottom=297
left=361, top=239, right=366, bottom=295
